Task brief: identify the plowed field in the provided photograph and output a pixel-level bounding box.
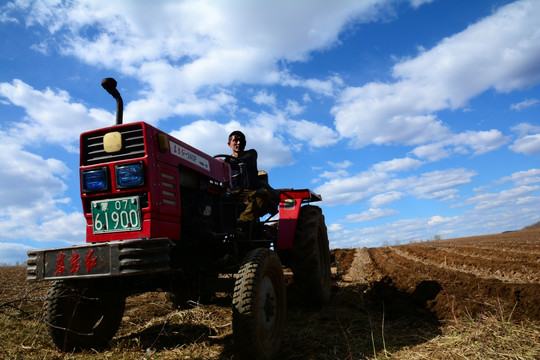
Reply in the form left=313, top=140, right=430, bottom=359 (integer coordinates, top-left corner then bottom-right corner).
left=1, top=228, right=539, bottom=359
left=344, top=228, right=540, bottom=322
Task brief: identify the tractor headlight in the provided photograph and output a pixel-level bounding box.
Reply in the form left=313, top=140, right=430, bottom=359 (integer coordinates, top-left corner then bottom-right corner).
left=116, top=162, right=145, bottom=188
left=82, top=167, right=109, bottom=193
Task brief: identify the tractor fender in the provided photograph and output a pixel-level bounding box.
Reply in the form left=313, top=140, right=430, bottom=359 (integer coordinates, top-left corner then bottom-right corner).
left=275, top=189, right=321, bottom=250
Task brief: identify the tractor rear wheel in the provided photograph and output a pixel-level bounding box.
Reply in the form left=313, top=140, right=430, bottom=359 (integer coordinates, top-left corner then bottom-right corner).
left=46, top=281, right=125, bottom=351
left=291, top=205, right=331, bottom=306
left=232, top=248, right=286, bottom=360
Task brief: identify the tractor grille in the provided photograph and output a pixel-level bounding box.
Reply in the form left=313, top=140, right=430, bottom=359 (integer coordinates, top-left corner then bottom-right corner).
left=82, top=124, right=146, bottom=165
left=118, top=238, right=172, bottom=274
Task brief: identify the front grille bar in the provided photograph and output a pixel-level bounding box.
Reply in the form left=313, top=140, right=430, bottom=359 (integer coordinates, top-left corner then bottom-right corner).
left=82, top=125, right=146, bottom=165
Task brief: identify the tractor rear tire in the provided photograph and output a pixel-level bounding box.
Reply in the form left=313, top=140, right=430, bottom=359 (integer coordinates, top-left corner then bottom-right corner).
left=46, top=281, right=125, bottom=351
left=232, top=248, right=286, bottom=360
left=291, top=205, right=331, bottom=306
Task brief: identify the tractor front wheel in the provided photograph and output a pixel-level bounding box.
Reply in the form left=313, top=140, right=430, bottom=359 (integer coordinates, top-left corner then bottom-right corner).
left=291, top=205, right=331, bottom=306
left=46, top=281, right=125, bottom=351
left=232, top=248, right=286, bottom=360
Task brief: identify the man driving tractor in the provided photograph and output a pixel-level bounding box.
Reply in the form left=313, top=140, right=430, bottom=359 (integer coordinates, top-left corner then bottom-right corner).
left=225, top=130, right=277, bottom=224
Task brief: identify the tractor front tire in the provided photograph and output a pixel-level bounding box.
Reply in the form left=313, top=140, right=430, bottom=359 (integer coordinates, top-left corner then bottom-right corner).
left=46, top=281, right=125, bottom=351
left=232, top=248, right=286, bottom=360
left=291, top=205, right=331, bottom=306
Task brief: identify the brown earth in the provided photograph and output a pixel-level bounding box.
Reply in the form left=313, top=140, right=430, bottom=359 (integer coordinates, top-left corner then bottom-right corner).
left=1, top=229, right=539, bottom=359
left=359, top=229, right=540, bottom=322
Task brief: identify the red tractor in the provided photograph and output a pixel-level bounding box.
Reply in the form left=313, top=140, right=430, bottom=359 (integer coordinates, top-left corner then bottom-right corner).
left=27, top=78, right=331, bottom=360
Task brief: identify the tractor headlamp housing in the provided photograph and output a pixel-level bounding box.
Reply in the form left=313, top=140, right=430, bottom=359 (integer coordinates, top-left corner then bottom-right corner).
left=115, top=162, right=145, bottom=189
left=82, top=167, right=109, bottom=193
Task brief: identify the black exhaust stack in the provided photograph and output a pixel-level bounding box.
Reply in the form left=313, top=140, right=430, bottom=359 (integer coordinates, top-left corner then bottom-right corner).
left=101, top=78, right=123, bottom=125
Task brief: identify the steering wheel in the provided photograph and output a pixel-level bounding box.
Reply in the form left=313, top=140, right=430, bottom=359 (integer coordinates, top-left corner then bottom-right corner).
left=213, top=154, right=233, bottom=162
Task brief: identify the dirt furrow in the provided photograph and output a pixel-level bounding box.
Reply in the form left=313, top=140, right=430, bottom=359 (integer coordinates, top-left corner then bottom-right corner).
left=365, top=246, right=540, bottom=321
left=395, top=246, right=540, bottom=284
left=417, top=244, right=540, bottom=263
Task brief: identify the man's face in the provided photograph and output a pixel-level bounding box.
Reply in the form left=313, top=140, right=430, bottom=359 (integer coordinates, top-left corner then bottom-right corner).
left=228, top=135, right=245, bottom=154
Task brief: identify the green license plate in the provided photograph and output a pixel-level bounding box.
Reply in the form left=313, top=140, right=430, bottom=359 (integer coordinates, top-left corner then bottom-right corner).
left=91, top=196, right=141, bottom=234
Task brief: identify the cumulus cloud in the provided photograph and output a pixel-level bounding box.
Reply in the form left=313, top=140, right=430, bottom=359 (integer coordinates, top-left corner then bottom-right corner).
left=510, top=134, right=540, bottom=155
left=285, top=100, right=305, bottom=116
left=511, top=98, right=539, bottom=111
left=455, top=185, right=540, bottom=211
left=411, top=130, right=508, bottom=161
left=0, top=79, right=111, bottom=151
left=328, top=160, right=353, bottom=169
left=509, top=123, right=540, bottom=155
left=427, top=215, right=453, bottom=226
left=0, top=131, right=85, bottom=245
left=169, top=118, right=294, bottom=170
left=286, top=119, right=339, bottom=148
left=371, top=157, right=423, bottom=173
left=316, top=162, right=476, bottom=206
left=332, top=0, right=540, bottom=148
left=0, top=131, right=69, bottom=207
left=369, top=191, right=404, bottom=207
left=511, top=123, right=540, bottom=137
left=343, top=208, right=400, bottom=223
left=253, top=91, right=277, bottom=107
left=407, top=169, right=476, bottom=201
left=0, top=242, right=34, bottom=265
left=3, top=0, right=408, bottom=114
left=318, top=169, right=350, bottom=180
left=2, top=0, right=540, bottom=256
left=496, top=169, right=540, bottom=186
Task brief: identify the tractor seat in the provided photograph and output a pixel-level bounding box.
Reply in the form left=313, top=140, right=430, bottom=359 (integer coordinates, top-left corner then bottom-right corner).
left=258, top=171, right=279, bottom=215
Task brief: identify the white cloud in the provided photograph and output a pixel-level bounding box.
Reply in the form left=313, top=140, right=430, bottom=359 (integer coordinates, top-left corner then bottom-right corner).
left=0, top=242, right=34, bottom=265
left=327, top=223, right=344, bottom=233
left=253, top=91, right=277, bottom=107
left=407, top=168, right=476, bottom=200
left=4, top=0, right=406, bottom=117
left=343, top=208, right=400, bottom=223
left=286, top=119, right=339, bottom=148
left=0, top=131, right=69, bottom=207
left=509, top=123, right=540, bottom=155
left=316, top=167, right=476, bottom=206
left=3, top=0, right=540, bottom=256
left=369, top=191, right=404, bottom=207
left=510, top=134, right=540, bottom=155
left=318, top=169, right=350, bottom=180
left=455, top=185, right=540, bottom=211
left=427, top=215, right=455, bottom=226
left=411, top=143, right=451, bottom=162
left=496, top=169, right=540, bottom=186
left=0, top=79, right=111, bottom=150
left=169, top=118, right=294, bottom=171
left=285, top=100, right=305, bottom=116
left=329, top=185, right=540, bottom=247
left=371, top=157, right=423, bottom=173
left=333, top=92, right=451, bottom=147
left=0, top=131, right=85, bottom=246
left=315, top=170, right=390, bottom=206
left=411, top=129, right=508, bottom=161
left=511, top=123, right=540, bottom=136
left=511, top=98, right=539, bottom=111
left=332, top=0, right=540, bottom=148
left=328, top=160, right=353, bottom=169
left=451, top=130, right=508, bottom=155
left=409, top=0, right=434, bottom=8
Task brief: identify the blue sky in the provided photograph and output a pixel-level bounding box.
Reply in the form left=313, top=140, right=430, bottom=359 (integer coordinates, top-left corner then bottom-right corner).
left=1, top=0, right=540, bottom=264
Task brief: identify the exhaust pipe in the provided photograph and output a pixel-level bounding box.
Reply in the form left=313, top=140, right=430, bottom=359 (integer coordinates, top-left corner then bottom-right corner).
left=101, top=78, right=123, bottom=125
